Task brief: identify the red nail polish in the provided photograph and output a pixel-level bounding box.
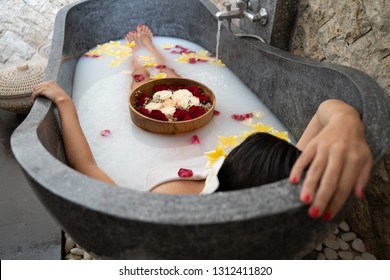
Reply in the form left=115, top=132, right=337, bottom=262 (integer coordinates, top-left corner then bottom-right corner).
left=290, top=176, right=298, bottom=184
left=138, top=24, right=142, bottom=28
left=309, top=207, right=320, bottom=218
left=322, top=212, right=332, bottom=221
left=357, top=188, right=365, bottom=199
left=131, top=30, right=136, bottom=34
left=302, top=194, right=311, bottom=204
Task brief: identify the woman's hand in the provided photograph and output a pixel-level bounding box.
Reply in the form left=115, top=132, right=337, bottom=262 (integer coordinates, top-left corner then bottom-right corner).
left=32, top=81, right=71, bottom=105
left=291, top=100, right=373, bottom=220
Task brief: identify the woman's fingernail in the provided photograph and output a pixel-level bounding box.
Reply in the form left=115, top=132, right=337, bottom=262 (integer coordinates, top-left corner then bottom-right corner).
left=301, top=193, right=311, bottom=204
left=322, top=212, right=332, bottom=221
left=357, top=188, right=365, bottom=199
left=290, top=176, right=298, bottom=184
left=309, top=207, right=320, bottom=218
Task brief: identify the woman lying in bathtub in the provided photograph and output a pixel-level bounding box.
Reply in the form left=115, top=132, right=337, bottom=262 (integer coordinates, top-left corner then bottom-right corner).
left=32, top=25, right=372, bottom=221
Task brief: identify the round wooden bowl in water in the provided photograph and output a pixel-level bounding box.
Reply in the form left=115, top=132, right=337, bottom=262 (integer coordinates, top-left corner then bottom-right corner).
left=129, top=78, right=216, bottom=134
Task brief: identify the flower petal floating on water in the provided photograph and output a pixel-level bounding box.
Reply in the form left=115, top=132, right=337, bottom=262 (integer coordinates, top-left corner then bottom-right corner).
left=133, top=74, right=145, bottom=82
left=151, top=72, right=167, bottom=80
left=178, top=168, right=193, bottom=178
left=161, top=43, right=174, bottom=49
left=100, top=129, right=111, bottom=137
left=218, top=135, right=239, bottom=148
left=138, top=54, right=155, bottom=62
left=252, top=122, right=273, bottom=133
left=156, top=64, right=167, bottom=69
left=205, top=145, right=227, bottom=168
left=271, top=130, right=291, bottom=142
left=192, top=135, right=200, bottom=144
left=209, top=59, right=225, bottom=67
left=143, top=61, right=158, bottom=67
left=126, top=41, right=136, bottom=48
left=213, top=110, right=220, bottom=116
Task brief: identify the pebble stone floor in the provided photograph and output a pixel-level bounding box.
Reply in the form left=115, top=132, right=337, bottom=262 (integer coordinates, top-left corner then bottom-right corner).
left=63, top=221, right=377, bottom=260
left=0, top=0, right=379, bottom=260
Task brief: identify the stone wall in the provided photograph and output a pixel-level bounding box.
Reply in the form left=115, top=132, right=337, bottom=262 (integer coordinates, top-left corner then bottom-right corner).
left=213, top=0, right=390, bottom=259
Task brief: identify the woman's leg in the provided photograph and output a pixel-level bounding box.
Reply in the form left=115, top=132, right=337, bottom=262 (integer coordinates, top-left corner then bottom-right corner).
left=125, top=30, right=153, bottom=92
left=137, top=25, right=181, bottom=79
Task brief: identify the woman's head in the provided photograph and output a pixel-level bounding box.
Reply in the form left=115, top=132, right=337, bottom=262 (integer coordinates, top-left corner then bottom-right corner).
left=216, top=132, right=301, bottom=192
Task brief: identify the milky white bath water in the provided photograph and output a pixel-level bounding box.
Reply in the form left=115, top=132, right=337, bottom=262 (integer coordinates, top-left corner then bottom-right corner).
left=72, top=36, right=294, bottom=190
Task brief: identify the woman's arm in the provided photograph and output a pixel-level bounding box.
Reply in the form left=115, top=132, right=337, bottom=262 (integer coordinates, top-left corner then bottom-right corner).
left=291, top=99, right=372, bottom=220
left=32, top=81, right=116, bottom=186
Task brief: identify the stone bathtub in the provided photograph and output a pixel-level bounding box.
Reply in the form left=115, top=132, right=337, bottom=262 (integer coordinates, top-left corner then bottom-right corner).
left=11, top=0, right=390, bottom=259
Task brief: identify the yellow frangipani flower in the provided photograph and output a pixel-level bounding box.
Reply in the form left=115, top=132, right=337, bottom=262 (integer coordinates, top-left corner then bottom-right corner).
left=161, top=43, right=174, bottom=49
left=205, top=145, right=227, bottom=168
left=218, top=135, right=239, bottom=148
left=86, top=49, right=101, bottom=56
left=175, top=53, right=196, bottom=64
left=271, top=130, right=291, bottom=142
left=239, top=131, right=254, bottom=141
left=209, top=59, right=225, bottom=66
left=151, top=72, right=167, bottom=79
left=143, top=61, right=158, bottom=67
left=252, top=111, right=263, bottom=118
left=252, top=122, right=273, bottom=133
left=138, top=54, right=155, bottom=62
left=195, top=50, right=210, bottom=61
left=126, top=41, right=136, bottom=48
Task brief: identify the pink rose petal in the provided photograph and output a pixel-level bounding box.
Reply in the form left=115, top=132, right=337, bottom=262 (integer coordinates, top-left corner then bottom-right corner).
left=92, top=55, right=100, bottom=58
left=156, top=64, right=167, bottom=69
left=100, top=129, right=111, bottom=137
left=178, top=168, right=193, bottom=178
left=213, top=110, right=220, bottom=116
left=192, top=135, right=200, bottom=144
left=171, top=50, right=181, bottom=54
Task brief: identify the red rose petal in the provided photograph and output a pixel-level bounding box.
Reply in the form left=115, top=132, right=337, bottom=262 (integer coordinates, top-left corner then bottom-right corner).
left=178, top=168, right=193, bottom=178
left=82, top=54, right=89, bottom=57
left=150, top=110, right=168, bottom=121
left=92, top=55, right=100, bottom=58
left=242, top=113, right=254, bottom=119
left=188, top=58, right=197, bottom=64
left=173, top=109, right=191, bottom=121
left=134, top=74, right=145, bottom=82
left=213, top=110, right=220, bottom=116
left=100, top=129, right=111, bottom=137
left=156, top=64, right=167, bottom=69
left=197, top=59, right=208, bottom=62
left=189, top=106, right=206, bottom=119
left=171, top=50, right=181, bottom=54
left=192, top=135, right=200, bottom=144
left=231, top=114, right=246, bottom=121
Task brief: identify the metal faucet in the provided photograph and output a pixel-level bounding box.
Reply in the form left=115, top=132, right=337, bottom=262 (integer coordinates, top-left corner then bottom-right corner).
left=215, top=0, right=268, bottom=25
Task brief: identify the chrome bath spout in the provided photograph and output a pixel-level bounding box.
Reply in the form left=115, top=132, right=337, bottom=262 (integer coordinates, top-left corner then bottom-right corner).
left=215, top=0, right=268, bottom=25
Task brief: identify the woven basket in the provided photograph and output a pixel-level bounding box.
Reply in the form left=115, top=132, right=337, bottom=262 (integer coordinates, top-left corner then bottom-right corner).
left=0, top=62, right=46, bottom=114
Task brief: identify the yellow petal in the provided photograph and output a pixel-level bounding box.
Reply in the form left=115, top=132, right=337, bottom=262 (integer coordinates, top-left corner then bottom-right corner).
left=151, top=72, right=167, bottom=79
left=143, top=61, right=158, bottom=67
left=138, top=54, right=155, bottom=61
left=218, top=135, right=239, bottom=148
left=209, top=59, right=225, bottom=66
left=161, top=43, right=174, bottom=49
left=126, top=41, right=136, bottom=48
left=86, top=49, right=101, bottom=56
left=252, top=122, right=273, bottom=133
left=239, top=131, right=253, bottom=141
left=271, top=130, right=291, bottom=142
left=205, top=145, right=227, bottom=168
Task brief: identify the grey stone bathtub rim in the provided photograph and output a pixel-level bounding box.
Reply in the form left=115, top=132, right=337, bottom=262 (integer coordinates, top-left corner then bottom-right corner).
left=10, top=0, right=390, bottom=226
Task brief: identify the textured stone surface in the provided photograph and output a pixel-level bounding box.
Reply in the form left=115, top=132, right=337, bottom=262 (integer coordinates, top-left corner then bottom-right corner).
left=293, top=0, right=390, bottom=95
left=0, top=0, right=75, bottom=67
left=10, top=0, right=390, bottom=260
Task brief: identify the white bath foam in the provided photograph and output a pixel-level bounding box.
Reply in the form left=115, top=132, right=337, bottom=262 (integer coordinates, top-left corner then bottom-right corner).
left=72, top=36, right=295, bottom=190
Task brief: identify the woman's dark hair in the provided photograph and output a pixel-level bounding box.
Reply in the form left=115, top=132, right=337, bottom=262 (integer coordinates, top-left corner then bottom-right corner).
left=216, top=132, right=301, bottom=192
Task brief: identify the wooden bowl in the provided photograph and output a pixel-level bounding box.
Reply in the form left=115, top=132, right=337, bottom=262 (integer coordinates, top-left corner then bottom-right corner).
left=129, top=78, right=216, bottom=134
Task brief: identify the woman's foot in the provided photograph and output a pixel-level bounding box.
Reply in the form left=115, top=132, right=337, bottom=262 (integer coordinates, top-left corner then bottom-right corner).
left=136, top=24, right=154, bottom=50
